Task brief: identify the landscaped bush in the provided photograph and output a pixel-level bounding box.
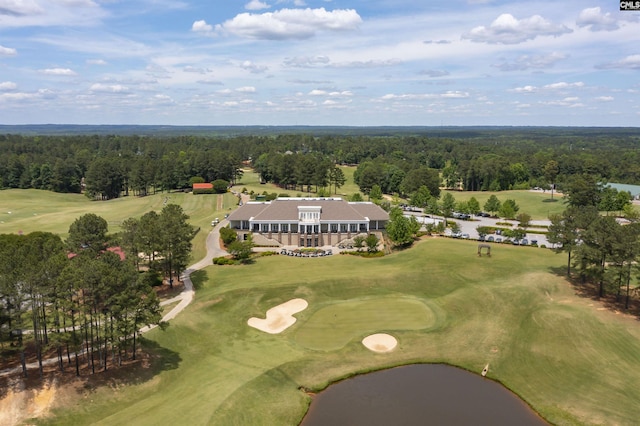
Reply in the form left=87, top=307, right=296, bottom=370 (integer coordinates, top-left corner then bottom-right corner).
left=212, top=179, right=229, bottom=193
left=212, top=256, right=235, bottom=265
left=342, top=251, right=384, bottom=258
left=193, top=187, right=215, bottom=194
left=220, top=227, right=237, bottom=246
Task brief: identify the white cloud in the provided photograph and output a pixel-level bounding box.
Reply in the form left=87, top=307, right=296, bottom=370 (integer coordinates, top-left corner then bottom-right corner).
left=419, top=69, right=450, bottom=78
left=283, top=55, right=330, bottom=67
left=192, top=20, right=213, bottom=33
left=90, top=83, right=129, bottom=93
left=241, top=60, right=268, bottom=73
left=196, top=79, right=223, bottom=85
left=510, top=82, right=584, bottom=94
left=236, top=86, right=256, bottom=93
left=494, top=52, right=567, bottom=71
left=511, top=85, right=537, bottom=93
left=595, top=96, right=614, bottom=102
left=381, top=91, right=469, bottom=100
left=576, top=7, right=619, bottom=32
left=40, top=67, right=77, bottom=76
left=87, top=59, right=107, bottom=65
left=597, top=54, right=640, bottom=70
left=309, top=89, right=351, bottom=97
left=215, top=8, right=362, bottom=40
left=0, top=44, right=17, bottom=56
left=0, top=0, right=44, bottom=16
left=183, top=65, right=211, bottom=74
left=0, top=81, right=17, bottom=90
left=54, top=0, right=98, bottom=6
left=245, top=0, right=269, bottom=10
left=543, top=82, right=584, bottom=90
left=463, top=13, right=571, bottom=44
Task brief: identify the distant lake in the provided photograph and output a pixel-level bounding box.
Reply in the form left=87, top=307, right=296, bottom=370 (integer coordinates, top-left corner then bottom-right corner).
left=301, top=364, right=548, bottom=426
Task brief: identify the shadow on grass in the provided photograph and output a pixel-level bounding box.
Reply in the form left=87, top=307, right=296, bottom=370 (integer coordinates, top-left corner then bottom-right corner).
left=189, top=269, right=208, bottom=290
left=0, top=337, right=182, bottom=401
left=542, top=198, right=560, bottom=203
left=548, top=265, right=640, bottom=320
left=71, top=337, right=182, bottom=395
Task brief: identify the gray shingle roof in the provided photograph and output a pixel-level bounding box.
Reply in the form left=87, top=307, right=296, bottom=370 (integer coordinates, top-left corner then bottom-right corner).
left=228, top=198, right=389, bottom=222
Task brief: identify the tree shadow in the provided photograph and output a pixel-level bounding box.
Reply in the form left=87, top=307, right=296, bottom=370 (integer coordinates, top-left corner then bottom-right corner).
left=0, top=338, right=182, bottom=400
left=68, top=338, right=182, bottom=396
left=189, top=269, right=208, bottom=290
left=548, top=266, right=640, bottom=320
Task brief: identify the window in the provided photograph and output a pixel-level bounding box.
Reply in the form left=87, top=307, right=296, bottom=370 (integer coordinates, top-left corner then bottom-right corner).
left=281, top=223, right=289, bottom=233
left=340, top=224, right=348, bottom=233
left=261, top=224, right=269, bottom=232
left=350, top=223, right=358, bottom=232
left=331, top=224, right=338, bottom=233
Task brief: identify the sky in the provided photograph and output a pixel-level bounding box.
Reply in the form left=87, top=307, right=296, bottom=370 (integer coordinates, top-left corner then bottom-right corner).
left=0, top=0, right=639, bottom=126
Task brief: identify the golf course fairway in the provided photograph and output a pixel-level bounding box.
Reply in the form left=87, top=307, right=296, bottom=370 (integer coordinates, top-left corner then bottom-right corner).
left=39, top=237, right=640, bottom=426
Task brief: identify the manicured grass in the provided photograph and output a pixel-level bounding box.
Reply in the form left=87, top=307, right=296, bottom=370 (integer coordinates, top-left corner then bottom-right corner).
left=233, top=166, right=364, bottom=199
left=42, top=238, right=640, bottom=426
left=0, top=189, right=236, bottom=264
left=442, top=189, right=566, bottom=220
left=293, top=297, right=437, bottom=351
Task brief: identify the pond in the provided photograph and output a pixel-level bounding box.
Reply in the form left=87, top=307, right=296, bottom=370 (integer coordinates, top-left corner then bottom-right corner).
left=300, top=364, right=548, bottom=426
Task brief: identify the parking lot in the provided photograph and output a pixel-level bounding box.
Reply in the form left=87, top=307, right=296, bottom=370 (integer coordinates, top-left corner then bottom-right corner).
left=404, top=210, right=552, bottom=247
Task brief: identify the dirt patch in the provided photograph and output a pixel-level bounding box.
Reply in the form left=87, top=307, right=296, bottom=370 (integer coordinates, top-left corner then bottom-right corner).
left=0, top=378, right=57, bottom=426
left=0, top=348, right=156, bottom=425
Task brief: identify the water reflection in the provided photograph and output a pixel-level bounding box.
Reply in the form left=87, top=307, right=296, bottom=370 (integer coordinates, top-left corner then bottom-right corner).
left=301, top=364, right=548, bottom=426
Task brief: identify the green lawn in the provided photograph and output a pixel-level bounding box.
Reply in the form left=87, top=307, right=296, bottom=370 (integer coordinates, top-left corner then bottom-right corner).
left=233, top=166, right=364, bottom=199
left=41, top=238, right=640, bottom=426
left=442, top=189, right=566, bottom=220
left=0, top=189, right=234, bottom=263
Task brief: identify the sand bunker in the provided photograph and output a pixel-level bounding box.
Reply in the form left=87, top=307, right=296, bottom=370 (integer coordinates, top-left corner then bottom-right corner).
left=248, top=298, right=308, bottom=334
left=362, top=333, right=398, bottom=353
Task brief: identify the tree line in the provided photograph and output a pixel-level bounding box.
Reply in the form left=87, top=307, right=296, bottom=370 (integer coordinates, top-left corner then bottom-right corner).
left=2, top=129, right=640, bottom=199
left=0, top=203, right=193, bottom=378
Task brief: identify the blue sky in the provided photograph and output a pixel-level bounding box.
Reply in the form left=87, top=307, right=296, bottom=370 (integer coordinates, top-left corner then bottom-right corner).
left=0, top=0, right=639, bottom=126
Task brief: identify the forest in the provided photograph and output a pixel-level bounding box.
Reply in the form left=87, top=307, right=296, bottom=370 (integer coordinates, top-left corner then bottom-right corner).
left=1, top=127, right=640, bottom=201
left=0, top=204, right=195, bottom=378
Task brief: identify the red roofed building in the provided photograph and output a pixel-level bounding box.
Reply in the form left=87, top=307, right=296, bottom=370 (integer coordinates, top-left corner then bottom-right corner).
left=193, top=183, right=213, bottom=190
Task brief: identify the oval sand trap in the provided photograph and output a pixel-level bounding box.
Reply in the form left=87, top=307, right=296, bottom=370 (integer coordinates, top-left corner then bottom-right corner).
left=248, top=298, right=308, bottom=334
left=362, top=333, right=398, bottom=353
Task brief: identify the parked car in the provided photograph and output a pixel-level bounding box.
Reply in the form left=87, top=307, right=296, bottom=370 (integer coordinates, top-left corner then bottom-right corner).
left=487, top=236, right=494, bottom=242
left=521, top=239, right=529, bottom=246
left=461, top=233, right=470, bottom=239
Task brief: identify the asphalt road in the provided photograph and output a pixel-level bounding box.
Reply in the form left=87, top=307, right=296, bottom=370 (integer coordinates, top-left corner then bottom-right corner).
left=406, top=211, right=552, bottom=247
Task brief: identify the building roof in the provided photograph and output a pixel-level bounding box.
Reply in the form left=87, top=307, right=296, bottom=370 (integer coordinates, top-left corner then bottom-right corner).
left=227, top=198, right=389, bottom=222
left=607, top=182, right=640, bottom=197
left=193, top=182, right=213, bottom=189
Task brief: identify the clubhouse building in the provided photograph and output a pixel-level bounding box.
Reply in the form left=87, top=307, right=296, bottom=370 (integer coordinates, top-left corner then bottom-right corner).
left=227, top=197, right=389, bottom=248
